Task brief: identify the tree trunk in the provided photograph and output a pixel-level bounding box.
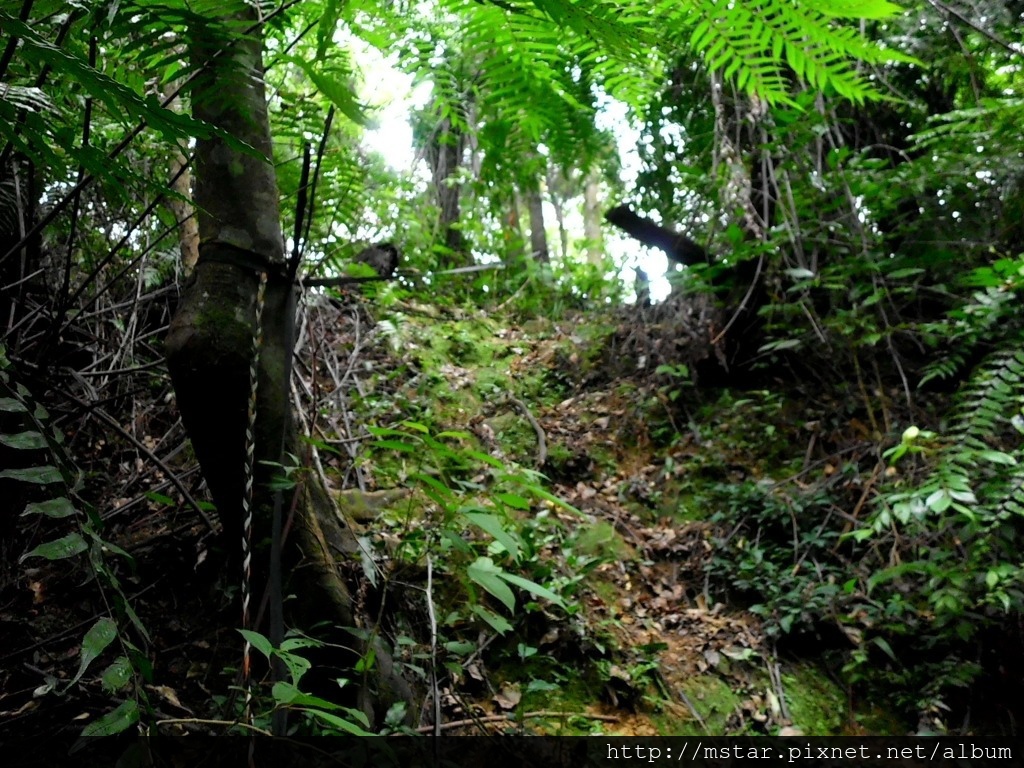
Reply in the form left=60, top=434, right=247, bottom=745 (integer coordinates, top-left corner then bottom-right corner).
left=502, top=195, right=525, bottom=261
left=545, top=167, right=570, bottom=262
left=527, top=185, right=549, bottom=263
left=427, top=107, right=467, bottom=266
left=161, top=77, right=198, bottom=274
left=164, top=7, right=410, bottom=728
left=583, top=172, right=604, bottom=265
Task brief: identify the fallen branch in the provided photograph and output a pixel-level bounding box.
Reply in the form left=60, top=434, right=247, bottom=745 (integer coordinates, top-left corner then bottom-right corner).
left=413, top=710, right=619, bottom=733
left=508, top=395, right=547, bottom=468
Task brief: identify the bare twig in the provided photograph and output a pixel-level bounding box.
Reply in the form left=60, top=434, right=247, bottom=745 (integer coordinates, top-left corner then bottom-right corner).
left=59, top=388, right=217, bottom=532
left=507, top=395, right=547, bottom=467
left=412, top=710, right=619, bottom=733
left=426, top=554, right=441, bottom=736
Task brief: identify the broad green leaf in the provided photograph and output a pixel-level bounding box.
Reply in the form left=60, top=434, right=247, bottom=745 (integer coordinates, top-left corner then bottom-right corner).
left=22, top=497, right=77, bottom=518
left=280, top=637, right=324, bottom=652
left=463, top=511, right=521, bottom=560
left=238, top=629, right=274, bottom=659
left=354, top=645, right=376, bottom=673
left=494, top=492, right=531, bottom=510
left=464, top=449, right=506, bottom=469
left=20, top=532, right=87, bottom=562
left=101, top=656, right=133, bottom=693
left=802, top=0, right=902, bottom=19
left=0, top=396, right=28, bottom=413
left=66, top=618, right=118, bottom=691
left=307, top=708, right=373, bottom=735
left=515, top=483, right=581, bottom=515
left=925, top=489, right=952, bottom=513
left=281, top=651, right=312, bottom=686
left=443, top=640, right=476, bottom=655
left=497, top=571, right=566, bottom=608
left=467, top=557, right=516, bottom=612
left=870, top=636, right=898, bottom=662
left=977, top=450, right=1016, bottom=465
left=0, top=465, right=63, bottom=484
left=411, top=472, right=453, bottom=500
left=949, top=489, right=977, bottom=504
left=78, top=700, right=139, bottom=738
left=435, top=430, right=472, bottom=440
left=470, top=604, right=514, bottom=634
left=0, top=430, right=46, bottom=450
left=272, top=681, right=343, bottom=711
left=122, top=600, right=151, bottom=644
left=366, top=426, right=413, bottom=438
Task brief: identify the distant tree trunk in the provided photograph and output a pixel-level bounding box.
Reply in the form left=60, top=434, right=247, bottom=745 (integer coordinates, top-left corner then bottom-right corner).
left=526, top=185, right=549, bottom=263
left=426, top=104, right=467, bottom=266
left=546, top=166, right=570, bottom=262
left=502, top=195, right=525, bottom=261
left=161, top=78, right=198, bottom=274
left=583, top=171, right=603, bottom=265
left=164, top=7, right=409, bottom=727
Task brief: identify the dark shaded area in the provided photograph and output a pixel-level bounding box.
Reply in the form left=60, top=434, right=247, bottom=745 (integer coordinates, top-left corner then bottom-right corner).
left=5, top=735, right=1021, bottom=767
left=604, top=204, right=708, bottom=267
left=354, top=242, right=401, bottom=278
left=604, top=204, right=767, bottom=378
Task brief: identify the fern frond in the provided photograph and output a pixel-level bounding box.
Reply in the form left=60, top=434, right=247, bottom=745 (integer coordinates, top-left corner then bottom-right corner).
left=683, top=0, right=909, bottom=104
left=918, top=258, right=1024, bottom=387
left=923, top=335, right=1024, bottom=521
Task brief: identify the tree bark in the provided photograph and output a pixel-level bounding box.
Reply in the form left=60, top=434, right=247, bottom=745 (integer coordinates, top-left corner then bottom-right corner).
left=164, top=7, right=410, bottom=728
left=583, top=172, right=604, bottom=265
left=527, top=185, right=549, bottom=263
left=426, top=106, right=467, bottom=266
left=161, top=76, right=199, bottom=275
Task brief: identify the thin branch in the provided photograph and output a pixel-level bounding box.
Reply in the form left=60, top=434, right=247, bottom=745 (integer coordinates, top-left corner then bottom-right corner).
left=925, top=0, right=1019, bottom=55
left=507, top=395, right=547, bottom=468
left=59, top=388, right=217, bottom=532
left=413, top=710, right=620, bottom=733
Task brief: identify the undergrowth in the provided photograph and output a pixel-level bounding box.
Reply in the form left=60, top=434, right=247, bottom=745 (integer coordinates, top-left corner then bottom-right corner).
left=696, top=259, right=1024, bottom=732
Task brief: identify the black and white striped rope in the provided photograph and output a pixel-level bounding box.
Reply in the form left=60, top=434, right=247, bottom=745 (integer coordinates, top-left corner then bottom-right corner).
left=241, top=269, right=268, bottom=723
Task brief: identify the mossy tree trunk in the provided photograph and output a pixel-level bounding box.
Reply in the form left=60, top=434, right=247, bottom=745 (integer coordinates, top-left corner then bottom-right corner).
left=164, top=7, right=409, bottom=726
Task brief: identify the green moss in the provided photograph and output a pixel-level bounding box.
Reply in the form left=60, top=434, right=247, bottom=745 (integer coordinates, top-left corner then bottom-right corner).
left=486, top=412, right=536, bottom=460
left=674, top=676, right=744, bottom=734
left=781, top=663, right=847, bottom=735
left=576, top=520, right=634, bottom=561
left=475, top=369, right=511, bottom=398
left=587, top=575, right=621, bottom=608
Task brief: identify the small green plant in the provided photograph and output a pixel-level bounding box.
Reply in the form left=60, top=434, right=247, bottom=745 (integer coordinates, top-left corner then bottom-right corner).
left=838, top=333, right=1024, bottom=723
left=2, top=344, right=150, bottom=739
left=705, top=480, right=847, bottom=638
left=239, top=629, right=379, bottom=735
left=655, top=363, right=692, bottom=402
left=367, top=422, right=580, bottom=629
left=359, top=420, right=615, bottom=719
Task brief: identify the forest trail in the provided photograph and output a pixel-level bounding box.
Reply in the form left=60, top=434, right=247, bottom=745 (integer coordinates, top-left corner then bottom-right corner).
left=326, top=298, right=849, bottom=736
left=0, top=297, right=858, bottom=740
